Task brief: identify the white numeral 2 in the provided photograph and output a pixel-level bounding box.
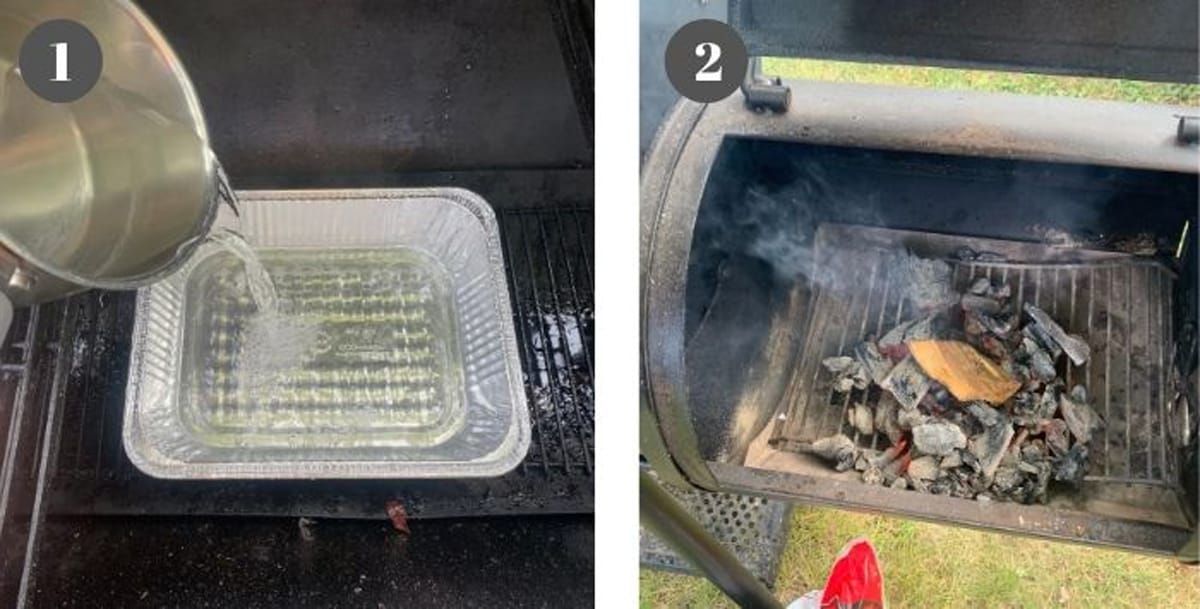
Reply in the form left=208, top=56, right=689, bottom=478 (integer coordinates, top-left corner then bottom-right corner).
left=50, top=42, right=70, bottom=82
left=694, top=42, right=722, bottom=82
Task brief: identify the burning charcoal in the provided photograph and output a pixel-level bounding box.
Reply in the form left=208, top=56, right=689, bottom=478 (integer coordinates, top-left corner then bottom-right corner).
left=874, top=395, right=903, bottom=442
left=879, top=314, right=939, bottom=354
left=966, top=401, right=1005, bottom=428
left=847, top=404, right=875, bottom=437
left=991, top=466, right=1023, bottom=494
left=1040, top=419, right=1070, bottom=455
left=907, top=476, right=930, bottom=493
left=1059, top=385, right=1104, bottom=444
left=1020, top=443, right=1046, bottom=464
left=974, top=311, right=1017, bottom=337
left=961, top=294, right=1002, bottom=315
left=1012, top=364, right=1039, bottom=392
left=855, top=342, right=894, bottom=385
left=1038, top=384, right=1062, bottom=419
left=1023, top=303, right=1090, bottom=366
left=897, top=407, right=927, bottom=431
left=862, top=466, right=885, bottom=486
left=823, top=356, right=856, bottom=374
left=854, top=448, right=881, bottom=472
left=912, top=422, right=967, bottom=457
left=810, top=434, right=857, bottom=472
left=969, top=424, right=1015, bottom=480
left=880, top=355, right=931, bottom=410
left=1023, top=323, right=1063, bottom=361
left=879, top=320, right=912, bottom=350
left=1011, top=391, right=1041, bottom=428
left=906, top=456, right=940, bottom=481
left=889, top=477, right=908, bottom=491
left=940, top=451, right=963, bottom=469
left=895, top=252, right=957, bottom=311
left=1021, top=337, right=1058, bottom=383
left=990, top=283, right=1011, bottom=300
left=961, top=449, right=982, bottom=473
left=1053, top=444, right=1089, bottom=486
left=968, top=277, right=992, bottom=296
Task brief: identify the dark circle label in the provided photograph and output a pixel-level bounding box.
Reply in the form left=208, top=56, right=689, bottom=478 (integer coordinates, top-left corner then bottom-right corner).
left=18, top=19, right=103, bottom=103
left=664, top=19, right=748, bottom=104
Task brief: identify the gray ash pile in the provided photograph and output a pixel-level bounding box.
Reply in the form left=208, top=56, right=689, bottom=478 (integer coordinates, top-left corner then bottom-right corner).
left=806, top=257, right=1104, bottom=504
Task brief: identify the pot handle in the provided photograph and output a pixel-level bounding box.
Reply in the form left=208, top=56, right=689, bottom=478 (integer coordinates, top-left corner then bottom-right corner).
left=0, top=292, right=11, bottom=346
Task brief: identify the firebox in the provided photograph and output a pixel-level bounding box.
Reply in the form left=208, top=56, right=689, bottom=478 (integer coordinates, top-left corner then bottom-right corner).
left=641, top=77, right=1198, bottom=556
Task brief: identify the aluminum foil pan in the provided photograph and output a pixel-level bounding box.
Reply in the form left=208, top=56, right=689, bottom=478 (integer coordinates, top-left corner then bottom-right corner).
left=123, top=188, right=529, bottom=479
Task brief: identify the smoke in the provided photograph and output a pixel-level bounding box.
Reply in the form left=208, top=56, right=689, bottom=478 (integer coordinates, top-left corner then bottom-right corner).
left=692, top=157, right=887, bottom=300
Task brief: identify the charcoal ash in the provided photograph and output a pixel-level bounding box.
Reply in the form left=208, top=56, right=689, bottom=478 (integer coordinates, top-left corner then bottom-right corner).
left=912, top=422, right=967, bottom=456
left=1059, top=385, right=1104, bottom=445
left=823, top=356, right=870, bottom=392
left=805, top=253, right=1102, bottom=505
left=809, top=434, right=858, bottom=472
left=1024, top=303, right=1090, bottom=366
left=880, top=356, right=931, bottom=410
left=847, top=403, right=875, bottom=436
left=892, top=251, right=958, bottom=311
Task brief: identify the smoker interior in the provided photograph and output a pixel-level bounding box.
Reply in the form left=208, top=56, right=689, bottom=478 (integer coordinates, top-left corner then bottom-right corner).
left=685, top=137, right=1198, bottom=538
left=0, top=1, right=593, bottom=605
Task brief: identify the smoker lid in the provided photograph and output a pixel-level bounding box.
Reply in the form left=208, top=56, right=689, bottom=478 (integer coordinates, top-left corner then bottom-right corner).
left=728, top=0, right=1199, bottom=84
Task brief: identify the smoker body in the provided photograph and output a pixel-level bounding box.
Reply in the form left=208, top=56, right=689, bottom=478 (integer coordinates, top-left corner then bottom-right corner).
left=0, top=1, right=594, bottom=605
left=641, top=80, right=1198, bottom=556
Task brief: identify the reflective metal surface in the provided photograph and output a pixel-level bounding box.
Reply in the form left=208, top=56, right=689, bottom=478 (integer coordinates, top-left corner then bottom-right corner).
left=0, top=0, right=214, bottom=306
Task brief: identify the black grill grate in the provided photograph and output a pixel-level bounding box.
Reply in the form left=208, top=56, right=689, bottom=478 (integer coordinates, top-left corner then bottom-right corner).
left=501, top=207, right=595, bottom=475
left=7, top=206, right=593, bottom=520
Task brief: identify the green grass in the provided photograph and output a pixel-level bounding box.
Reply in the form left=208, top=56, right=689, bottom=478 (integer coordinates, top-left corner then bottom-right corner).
left=641, top=506, right=1200, bottom=608
left=762, top=58, right=1200, bottom=106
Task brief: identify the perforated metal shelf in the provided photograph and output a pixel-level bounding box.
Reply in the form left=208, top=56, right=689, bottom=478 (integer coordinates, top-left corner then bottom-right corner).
left=640, top=473, right=792, bottom=586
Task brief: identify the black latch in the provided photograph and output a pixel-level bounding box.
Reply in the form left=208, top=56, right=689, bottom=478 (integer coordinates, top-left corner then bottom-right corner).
left=1177, top=115, right=1199, bottom=146
left=740, top=57, right=790, bottom=113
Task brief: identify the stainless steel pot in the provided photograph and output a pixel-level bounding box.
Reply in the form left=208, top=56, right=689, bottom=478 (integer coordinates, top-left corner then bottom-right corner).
left=0, top=0, right=218, bottom=335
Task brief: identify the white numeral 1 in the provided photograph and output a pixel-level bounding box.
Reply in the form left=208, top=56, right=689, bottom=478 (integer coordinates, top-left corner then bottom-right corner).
left=50, top=42, right=70, bottom=82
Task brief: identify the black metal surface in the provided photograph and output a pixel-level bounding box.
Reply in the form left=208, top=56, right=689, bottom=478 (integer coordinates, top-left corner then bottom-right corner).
left=640, top=472, right=783, bottom=609
left=137, top=0, right=592, bottom=179
left=25, top=514, right=593, bottom=608
left=40, top=203, right=593, bottom=520
left=728, top=0, right=1200, bottom=83
left=546, top=0, right=594, bottom=148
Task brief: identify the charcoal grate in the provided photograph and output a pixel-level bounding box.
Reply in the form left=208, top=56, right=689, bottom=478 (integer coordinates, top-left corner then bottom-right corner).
left=640, top=476, right=792, bottom=586
left=773, top=225, right=1181, bottom=489
left=30, top=205, right=593, bottom=518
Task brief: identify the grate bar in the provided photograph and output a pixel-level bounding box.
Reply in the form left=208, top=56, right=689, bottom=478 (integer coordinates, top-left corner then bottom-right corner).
left=500, top=214, right=550, bottom=474
left=535, top=213, right=592, bottom=473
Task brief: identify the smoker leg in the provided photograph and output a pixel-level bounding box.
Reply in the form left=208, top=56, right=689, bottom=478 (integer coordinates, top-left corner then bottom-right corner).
left=640, top=472, right=783, bottom=609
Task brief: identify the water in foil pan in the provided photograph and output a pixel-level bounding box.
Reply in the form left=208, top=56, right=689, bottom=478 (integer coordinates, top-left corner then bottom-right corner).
left=123, top=188, right=529, bottom=479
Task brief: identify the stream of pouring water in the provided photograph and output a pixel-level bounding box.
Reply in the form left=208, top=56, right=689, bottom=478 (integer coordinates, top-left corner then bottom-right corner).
left=206, top=226, right=279, bottom=313
left=203, top=163, right=279, bottom=314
